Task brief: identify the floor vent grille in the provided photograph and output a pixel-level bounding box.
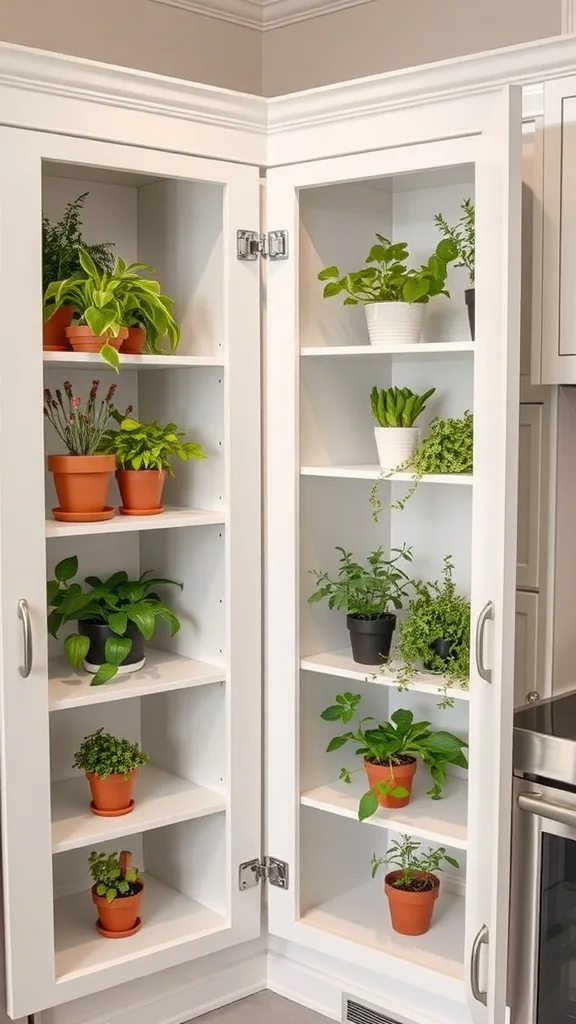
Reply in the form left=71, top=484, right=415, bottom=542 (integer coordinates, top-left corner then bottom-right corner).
left=344, top=998, right=414, bottom=1024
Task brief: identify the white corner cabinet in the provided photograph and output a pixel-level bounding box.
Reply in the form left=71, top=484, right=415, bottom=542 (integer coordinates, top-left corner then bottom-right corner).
left=2, top=36, right=576, bottom=1024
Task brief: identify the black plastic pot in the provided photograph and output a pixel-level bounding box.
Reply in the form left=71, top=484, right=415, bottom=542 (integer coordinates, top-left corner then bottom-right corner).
left=424, top=637, right=455, bottom=672
left=346, top=613, right=396, bottom=666
left=465, top=288, right=475, bottom=341
left=78, top=621, right=145, bottom=672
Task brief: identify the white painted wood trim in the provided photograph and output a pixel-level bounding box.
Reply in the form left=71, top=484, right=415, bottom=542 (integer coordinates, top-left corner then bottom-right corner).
left=563, top=0, right=576, bottom=34
left=150, top=0, right=374, bottom=30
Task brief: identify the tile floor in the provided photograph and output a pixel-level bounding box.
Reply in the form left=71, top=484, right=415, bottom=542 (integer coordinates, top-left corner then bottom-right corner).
left=194, top=992, right=328, bottom=1024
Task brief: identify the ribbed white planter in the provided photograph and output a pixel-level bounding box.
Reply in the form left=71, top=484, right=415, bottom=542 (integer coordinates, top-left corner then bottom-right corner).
left=365, top=302, right=425, bottom=346
left=374, top=427, right=420, bottom=470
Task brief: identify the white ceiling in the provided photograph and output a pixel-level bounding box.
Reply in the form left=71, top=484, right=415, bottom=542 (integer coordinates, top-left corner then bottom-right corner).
left=150, top=0, right=375, bottom=30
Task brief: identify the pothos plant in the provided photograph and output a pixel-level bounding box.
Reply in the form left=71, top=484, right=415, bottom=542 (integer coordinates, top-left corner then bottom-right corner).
left=100, top=413, right=206, bottom=472
left=369, top=410, right=474, bottom=520
left=320, top=696, right=468, bottom=820
left=434, top=198, right=475, bottom=287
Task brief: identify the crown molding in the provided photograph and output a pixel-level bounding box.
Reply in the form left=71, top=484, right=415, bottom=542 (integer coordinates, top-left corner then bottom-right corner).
left=149, top=0, right=374, bottom=30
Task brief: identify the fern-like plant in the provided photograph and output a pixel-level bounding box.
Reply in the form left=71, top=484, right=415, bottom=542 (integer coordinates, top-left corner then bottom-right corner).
left=434, top=198, right=475, bottom=287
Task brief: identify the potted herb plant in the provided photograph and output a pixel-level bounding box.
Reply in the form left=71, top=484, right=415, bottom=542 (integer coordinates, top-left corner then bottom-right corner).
left=42, top=193, right=114, bottom=352
left=320, top=697, right=468, bottom=819
left=397, top=556, right=470, bottom=704
left=371, top=835, right=459, bottom=935
left=73, top=728, right=150, bottom=816
left=370, top=385, right=435, bottom=470
left=44, top=380, right=117, bottom=522
left=318, top=234, right=456, bottom=346
left=117, top=270, right=180, bottom=355
left=90, top=850, right=143, bottom=937
left=435, top=198, right=475, bottom=339
left=100, top=414, right=206, bottom=515
left=47, top=556, right=182, bottom=685
left=308, top=545, right=414, bottom=665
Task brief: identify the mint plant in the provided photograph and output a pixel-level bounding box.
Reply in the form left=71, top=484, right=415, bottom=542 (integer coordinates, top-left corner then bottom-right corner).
left=308, top=546, right=413, bottom=619
left=73, top=729, right=149, bottom=780
left=370, top=386, right=435, bottom=427
left=371, top=834, right=459, bottom=890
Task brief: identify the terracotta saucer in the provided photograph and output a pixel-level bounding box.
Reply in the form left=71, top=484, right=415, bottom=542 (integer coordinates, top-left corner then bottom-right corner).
left=119, top=507, right=164, bottom=516
left=90, top=799, right=135, bottom=817
left=96, top=916, right=142, bottom=939
left=52, top=506, right=115, bottom=523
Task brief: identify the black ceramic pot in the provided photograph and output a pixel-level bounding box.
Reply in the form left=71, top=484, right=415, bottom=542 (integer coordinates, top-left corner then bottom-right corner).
left=465, top=288, right=475, bottom=341
left=346, top=613, right=396, bottom=666
left=424, top=637, right=455, bottom=672
left=78, top=621, right=146, bottom=673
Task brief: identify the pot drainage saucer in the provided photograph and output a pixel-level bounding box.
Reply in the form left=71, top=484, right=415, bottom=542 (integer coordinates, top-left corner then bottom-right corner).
left=96, top=916, right=142, bottom=939
left=52, top=506, right=115, bottom=523
left=90, top=799, right=135, bottom=817
left=118, top=506, right=164, bottom=516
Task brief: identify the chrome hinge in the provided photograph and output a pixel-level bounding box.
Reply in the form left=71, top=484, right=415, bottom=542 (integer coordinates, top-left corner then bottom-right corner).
left=237, top=230, right=288, bottom=261
left=238, top=856, right=289, bottom=890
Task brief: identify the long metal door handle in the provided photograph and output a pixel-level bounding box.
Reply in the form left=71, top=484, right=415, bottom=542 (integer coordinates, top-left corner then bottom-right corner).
left=475, top=600, right=494, bottom=683
left=518, top=791, right=576, bottom=828
left=470, top=924, right=489, bottom=1006
left=17, top=599, right=33, bottom=679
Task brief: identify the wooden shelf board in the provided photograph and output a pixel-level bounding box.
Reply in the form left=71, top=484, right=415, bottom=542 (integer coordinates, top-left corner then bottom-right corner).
left=300, top=880, right=464, bottom=981
left=43, top=352, right=223, bottom=370
left=300, top=650, right=470, bottom=702
left=300, top=466, right=473, bottom=484
left=301, top=772, right=468, bottom=850
left=49, top=649, right=225, bottom=710
left=300, top=342, right=474, bottom=357
left=46, top=506, right=224, bottom=539
left=52, top=766, right=225, bottom=853
left=54, top=875, right=225, bottom=982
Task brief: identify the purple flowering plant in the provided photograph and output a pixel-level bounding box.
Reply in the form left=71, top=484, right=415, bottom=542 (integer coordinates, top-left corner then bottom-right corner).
left=43, top=380, right=132, bottom=456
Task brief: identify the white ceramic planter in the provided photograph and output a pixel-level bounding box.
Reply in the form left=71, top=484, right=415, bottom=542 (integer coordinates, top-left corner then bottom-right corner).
left=374, top=427, right=420, bottom=470
left=365, top=302, right=425, bottom=346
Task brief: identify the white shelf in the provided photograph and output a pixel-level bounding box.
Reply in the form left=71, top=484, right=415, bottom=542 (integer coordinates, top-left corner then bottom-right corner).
left=301, top=772, right=468, bottom=850
left=301, top=466, right=473, bottom=484
left=300, top=650, right=470, bottom=702
left=49, top=649, right=225, bottom=711
left=45, top=506, right=225, bottom=539
left=43, top=352, right=224, bottom=370
left=301, top=880, right=464, bottom=981
left=301, top=342, right=474, bottom=357
left=52, top=766, right=225, bottom=853
left=54, top=875, right=225, bottom=982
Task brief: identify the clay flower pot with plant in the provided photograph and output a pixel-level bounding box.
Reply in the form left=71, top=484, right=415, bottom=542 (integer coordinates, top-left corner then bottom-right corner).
left=47, top=555, right=182, bottom=685
left=435, top=198, right=475, bottom=340
left=308, top=544, right=414, bottom=665
left=100, top=414, right=206, bottom=515
left=117, top=268, right=180, bottom=355
left=73, top=728, right=150, bottom=816
left=370, top=385, right=435, bottom=470
left=42, top=193, right=114, bottom=351
left=90, top=850, right=143, bottom=937
left=396, top=555, right=471, bottom=708
left=318, top=234, right=457, bottom=346
left=44, top=380, right=118, bottom=522
left=371, top=835, right=459, bottom=936
left=320, top=695, right=468, bottom=818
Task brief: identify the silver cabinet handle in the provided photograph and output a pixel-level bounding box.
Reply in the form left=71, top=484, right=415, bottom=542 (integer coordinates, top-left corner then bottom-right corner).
left=475, top=600, right=494, bottom=683
left=518, top=791, right=576, bottom=828
left=470, top=924, right=489, bottom=1005
left=17, top=599, right=33, bottom=679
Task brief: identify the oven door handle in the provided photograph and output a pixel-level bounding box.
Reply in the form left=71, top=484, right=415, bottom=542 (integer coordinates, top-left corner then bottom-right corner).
left=518, top=791, right=576, bottom=828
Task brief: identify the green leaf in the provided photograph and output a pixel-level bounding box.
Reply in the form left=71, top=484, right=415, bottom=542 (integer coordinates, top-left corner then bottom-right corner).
left=46, top=580, right=60, bottom=605
left=326, top=735, right=350, bottom=752
left=55, top=556, right=78, bottom=582
left=318, top=266, right=339, bottom=281
left=107, top=611, right=128, bottom=635
left=90, top=663, right=119, bottom=686
left=64, top=633, right=90, bottom=671
left=322, top=281, right=344, bottom=298
left=126, top=604, right=156, bottom=640
left=445, top=855, right=460, bottom=869
left=99, top=342, right=120, bottom=372
left=358, top=790, right=379, bottom=821
left=320, top=705, right=345, bottom=721
left=47, top=609, right=63, bottom=637
left=104, top=635, right=132, bottom=667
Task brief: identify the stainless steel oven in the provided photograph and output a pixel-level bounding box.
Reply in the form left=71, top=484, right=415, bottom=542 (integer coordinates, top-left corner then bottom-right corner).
left=510, top=691, right=576, bottom=1024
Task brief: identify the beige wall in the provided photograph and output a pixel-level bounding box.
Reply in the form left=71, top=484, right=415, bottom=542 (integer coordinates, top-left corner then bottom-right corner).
left=262, top=0, right=563, bottom=95
left=0, top=0, right=262, bottom=94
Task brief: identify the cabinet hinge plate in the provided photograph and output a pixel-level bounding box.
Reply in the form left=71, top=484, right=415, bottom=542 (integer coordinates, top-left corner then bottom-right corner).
left=238, top=856, right=289, bottom=890
left=237, top=229, right=288, bottom=261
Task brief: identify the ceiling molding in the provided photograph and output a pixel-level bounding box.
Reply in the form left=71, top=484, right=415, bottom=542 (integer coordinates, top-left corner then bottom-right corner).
left=149, top=0, right=375, bottom=31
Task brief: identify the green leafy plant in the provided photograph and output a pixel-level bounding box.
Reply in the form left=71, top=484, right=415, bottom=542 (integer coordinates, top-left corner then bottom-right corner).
left=395, top=556, right=470, bottom=707
left=89, top=850, right=141, bottom=904
left=43, top=193, right=114, bottom=294
left=370, top=386, right=435, bottom=427
left=320, top=697, right=468, bottom=819
left=371, top=834, right=459, bottom=891
left=43, top=379, right=121, bottom=456
left=47, top=556, right=182, bottom=686
left=119, top=275, right=180, bottom=354
left=318, top=235, right=457, bottom=305
left=308, top=546, right=413, bottom=619
left=370, top=411, right=474, bottom=520
left=73, top=728, right=149, bottom=779
left=434, top=198, right=475, bottom=287
left=100, top=414, right=206, bottom=473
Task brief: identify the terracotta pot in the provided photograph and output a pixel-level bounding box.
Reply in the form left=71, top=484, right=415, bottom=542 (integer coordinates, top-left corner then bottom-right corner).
left=47, top=454, right=115, bottom=518
left=116, top=469, right=166, bottom=515
left=65, top=325, right=128, bottom=354
left=92, top=882, right=143, bottom=937
left=121, top=326, right=146, bottom=354
left=385, top=870, right=439, bottom=935
left=87, top=770, right=137, bottom=816
left=364, top=757, right=417, bottom=809
left=43, top=305, right=74, bottom=351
